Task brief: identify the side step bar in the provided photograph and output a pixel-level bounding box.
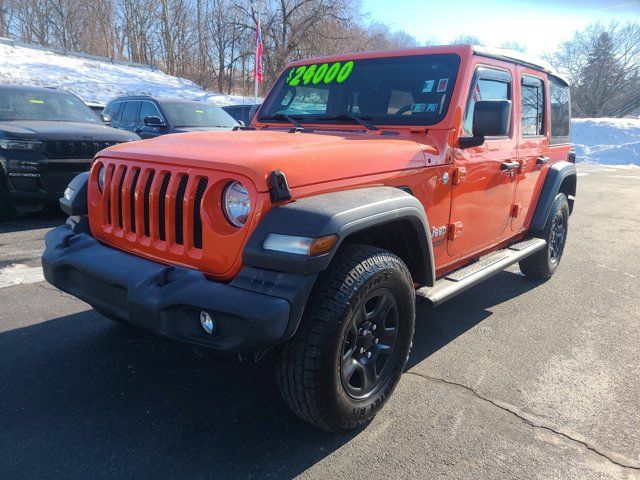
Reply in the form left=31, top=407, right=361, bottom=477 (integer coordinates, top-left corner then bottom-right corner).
left=416, top=238, right=546, bottom=307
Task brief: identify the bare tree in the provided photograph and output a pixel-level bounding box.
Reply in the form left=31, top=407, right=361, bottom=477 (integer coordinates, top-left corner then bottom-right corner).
left=549, top=21, right=640, bottom=117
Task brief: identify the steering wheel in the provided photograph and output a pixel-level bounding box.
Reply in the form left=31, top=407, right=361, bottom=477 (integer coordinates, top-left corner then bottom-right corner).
left=395, top=104, right=413, bottom=115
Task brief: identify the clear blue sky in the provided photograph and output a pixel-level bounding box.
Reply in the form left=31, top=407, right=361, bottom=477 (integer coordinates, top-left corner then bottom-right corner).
left=362, top=0, right=640, bottom=56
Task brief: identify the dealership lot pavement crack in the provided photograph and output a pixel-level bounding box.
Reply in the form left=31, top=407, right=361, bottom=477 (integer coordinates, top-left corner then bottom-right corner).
left=405, top=370, right=640, bottom=471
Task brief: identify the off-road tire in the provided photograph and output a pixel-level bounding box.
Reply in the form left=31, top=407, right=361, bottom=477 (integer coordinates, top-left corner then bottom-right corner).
left=519, top=193, right=570, bottom=279
left=275, top=244, right=416, bottom=432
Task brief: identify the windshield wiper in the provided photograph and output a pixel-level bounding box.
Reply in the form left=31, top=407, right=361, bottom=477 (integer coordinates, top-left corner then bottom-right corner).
left=260, top=113, right=305, bottom=131
left=316, top=113, right=378, bottom=131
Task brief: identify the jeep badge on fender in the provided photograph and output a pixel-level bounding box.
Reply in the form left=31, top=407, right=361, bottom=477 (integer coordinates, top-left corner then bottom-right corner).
left=42, top=45, right=576, bottom=432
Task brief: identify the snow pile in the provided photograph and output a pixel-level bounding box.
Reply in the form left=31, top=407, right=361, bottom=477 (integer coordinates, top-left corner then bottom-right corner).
left=0, top=43, right=251, bottom=106
left=571, top=118, right=640, bottom=166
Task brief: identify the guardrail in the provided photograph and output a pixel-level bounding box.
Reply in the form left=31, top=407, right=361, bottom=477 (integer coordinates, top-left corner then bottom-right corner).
left=0, top=37, right=156, bottom=71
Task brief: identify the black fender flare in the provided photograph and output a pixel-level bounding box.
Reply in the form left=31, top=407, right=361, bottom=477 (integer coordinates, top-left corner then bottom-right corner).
left=243, top=186, right=435, bottom=285
left=530, top=161, right=577, bottom=232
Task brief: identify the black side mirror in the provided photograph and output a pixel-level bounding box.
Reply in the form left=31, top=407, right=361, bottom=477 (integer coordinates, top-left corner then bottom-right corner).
left=459, top=100, right=512, bottom=148
left=100, top=113, right=111, bottom=125
left=144, top=116, right=165, bottom=127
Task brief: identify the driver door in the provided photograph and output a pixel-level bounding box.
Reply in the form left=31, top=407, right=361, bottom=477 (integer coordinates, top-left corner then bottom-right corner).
left=136, top=101, right=165, bottom=139
left=448, top=65, right=518, bottom=258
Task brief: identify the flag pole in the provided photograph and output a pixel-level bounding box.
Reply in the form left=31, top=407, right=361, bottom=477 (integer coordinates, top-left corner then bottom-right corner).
left=254, top=12, right=260, bottom=104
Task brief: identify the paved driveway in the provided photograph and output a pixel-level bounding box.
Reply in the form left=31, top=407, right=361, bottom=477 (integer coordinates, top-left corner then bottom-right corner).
left=0, top=166, right=638, bottom=479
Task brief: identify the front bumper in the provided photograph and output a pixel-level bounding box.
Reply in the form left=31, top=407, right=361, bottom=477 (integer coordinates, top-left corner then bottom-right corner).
left=42, top=225, right=294, bottom=354
left=2, top=155, right=93, bottom=202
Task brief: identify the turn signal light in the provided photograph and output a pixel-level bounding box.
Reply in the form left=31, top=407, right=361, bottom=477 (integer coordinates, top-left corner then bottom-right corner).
left=308, top=235, right=338, bottom=256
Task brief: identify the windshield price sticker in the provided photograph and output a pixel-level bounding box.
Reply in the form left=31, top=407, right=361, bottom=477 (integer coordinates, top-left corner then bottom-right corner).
left=286, top=61, right=354, bottom=87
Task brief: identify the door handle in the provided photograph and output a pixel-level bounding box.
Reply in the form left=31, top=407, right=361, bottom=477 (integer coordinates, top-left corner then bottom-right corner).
left=500, top=161, right=520, bottom=171
left=536, top=156, right=550, bottom=166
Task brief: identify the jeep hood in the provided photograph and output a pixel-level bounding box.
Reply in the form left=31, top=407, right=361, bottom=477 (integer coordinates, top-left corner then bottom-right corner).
left=99, top=129, right=429, bottom=191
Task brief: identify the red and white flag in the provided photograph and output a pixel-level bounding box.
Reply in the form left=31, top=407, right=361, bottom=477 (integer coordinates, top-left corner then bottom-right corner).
left=254, top=17, right=263, bottom=83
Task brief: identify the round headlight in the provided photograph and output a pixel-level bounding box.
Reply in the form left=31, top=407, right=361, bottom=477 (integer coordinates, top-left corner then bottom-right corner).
left=222, top=181, right=250, bottom=227
left=97, top=166, right=105, bottom=191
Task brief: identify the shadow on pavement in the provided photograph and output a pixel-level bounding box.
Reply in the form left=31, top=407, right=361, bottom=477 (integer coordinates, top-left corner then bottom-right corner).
left=409, top=270, right=544, bottom=368
left=0, top=271, right=543, bottom=479
left=0, top=209, right=66, bottom=234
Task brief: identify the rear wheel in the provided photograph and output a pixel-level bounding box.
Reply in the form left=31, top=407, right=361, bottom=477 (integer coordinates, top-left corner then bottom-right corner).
left=275, top=244, right=415, bottom=431
left=519, top=193, right=570, bottom=279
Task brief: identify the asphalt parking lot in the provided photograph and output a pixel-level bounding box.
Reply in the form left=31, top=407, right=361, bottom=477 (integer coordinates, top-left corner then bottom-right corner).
left=0, top=165, right=638, bottom=479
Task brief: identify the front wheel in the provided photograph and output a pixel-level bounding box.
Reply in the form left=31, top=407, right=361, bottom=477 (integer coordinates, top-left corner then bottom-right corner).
left=275, top=244, right=416, bottom=431
left=519, top=193, right=570, bottom=279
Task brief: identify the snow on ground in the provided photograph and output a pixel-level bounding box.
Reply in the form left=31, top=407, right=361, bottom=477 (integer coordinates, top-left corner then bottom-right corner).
left=0, top=43, right=252, bottom=106
left=571, top=118, right=640, bottom=166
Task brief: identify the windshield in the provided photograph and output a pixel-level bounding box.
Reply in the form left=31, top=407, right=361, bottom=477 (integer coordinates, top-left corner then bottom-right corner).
left=161, top=102, right=237, bottom=128
left=259, top=53, right=460, bottom=126
left=0, top=89, right=101, bottom=123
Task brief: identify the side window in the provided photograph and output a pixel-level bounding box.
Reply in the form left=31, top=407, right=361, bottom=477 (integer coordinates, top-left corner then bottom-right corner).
left=549, top=76, right=570, bottom=144
left=105, top=102, right=122, bottom=122
left=139, top=101, right=162, bottom=123
left=121, top=101, right=140, bottom=124
left=463, top=69, right=512, bottom=135
left=521, top=76, right=544, bottom=136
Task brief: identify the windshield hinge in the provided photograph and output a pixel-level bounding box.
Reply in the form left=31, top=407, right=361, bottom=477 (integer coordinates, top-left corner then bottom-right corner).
left=268, top=170, right=292, bottom=202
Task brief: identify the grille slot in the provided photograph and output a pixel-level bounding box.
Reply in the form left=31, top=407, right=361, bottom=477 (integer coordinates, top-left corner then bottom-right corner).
left=129, top=169, right=140, bottom=232
left=158, top=173, right=171, bottom=241
left=143, top=170, right=155, bottom=237
left=193, top=178, right=208, bottom=249
left=175, top=175, right=189, bottom=245
left=117, top=166, right=127, bottom=228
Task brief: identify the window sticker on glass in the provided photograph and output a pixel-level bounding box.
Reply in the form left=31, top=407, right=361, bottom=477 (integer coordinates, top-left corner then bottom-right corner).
left=422, top=80, right=435, bottom=93
left=437, top=78, right=449, bottom=92
left=286, top=61, right=354, bottom=86
left=30, top=99, right=44, bottom=104
left=411, top=103, right=428, bottom=113
left=426, top=103, right=439, bottom=113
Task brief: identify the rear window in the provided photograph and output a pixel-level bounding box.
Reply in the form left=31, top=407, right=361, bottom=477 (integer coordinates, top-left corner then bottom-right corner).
left=549, top=76, right=570, bottom=145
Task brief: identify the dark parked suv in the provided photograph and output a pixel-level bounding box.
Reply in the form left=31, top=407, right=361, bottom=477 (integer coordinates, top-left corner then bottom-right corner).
left=222, top=103, right=260, bottom=126
left=104, top=96, right=238, bottom=139
left=0, top=85, right=139, bottom=218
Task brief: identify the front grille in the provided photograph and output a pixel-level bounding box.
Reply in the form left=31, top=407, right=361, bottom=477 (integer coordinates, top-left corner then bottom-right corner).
left=45, top=140, right=118, bottom=159
left=99, top=161, right=210, bottom=252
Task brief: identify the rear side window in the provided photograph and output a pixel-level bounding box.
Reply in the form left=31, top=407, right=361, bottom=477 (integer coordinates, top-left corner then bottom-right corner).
left=463, top=67, right=512, bottom=136
left=549, top=76, right=570, bottom=145
left=121, top=101, right=140, bottom=124
left=105, top=102, right=123, bottom=122
left=521, top=76, right=544, bottom=136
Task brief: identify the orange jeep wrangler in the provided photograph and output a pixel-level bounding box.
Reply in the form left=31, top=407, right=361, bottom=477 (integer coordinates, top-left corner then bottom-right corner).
left=42, top=45, right=576, bottom=431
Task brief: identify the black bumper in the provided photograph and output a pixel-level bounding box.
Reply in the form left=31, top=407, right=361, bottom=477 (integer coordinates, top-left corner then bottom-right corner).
left=42, top=225, right=306, bottom=354
left=2, top=155, right=93, bottom=203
